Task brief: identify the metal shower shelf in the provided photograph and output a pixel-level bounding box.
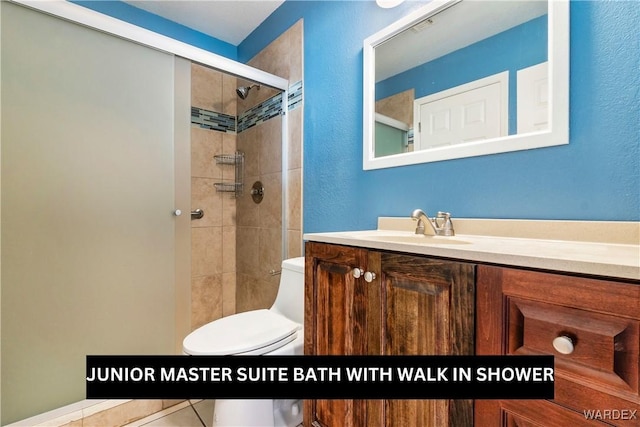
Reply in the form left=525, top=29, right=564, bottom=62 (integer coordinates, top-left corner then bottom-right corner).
left=214, top=153, right=243, bottom=165
left=214, top=182, right=243, bottom=193
left=213, top=151, right=244, bottom=198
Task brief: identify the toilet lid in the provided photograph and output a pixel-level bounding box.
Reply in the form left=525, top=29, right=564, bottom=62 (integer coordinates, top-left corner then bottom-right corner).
left=183, top=309, right=300, bottom=356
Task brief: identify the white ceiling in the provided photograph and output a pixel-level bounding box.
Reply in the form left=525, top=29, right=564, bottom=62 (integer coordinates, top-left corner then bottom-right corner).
left=123, top=0, right=285, bottom=46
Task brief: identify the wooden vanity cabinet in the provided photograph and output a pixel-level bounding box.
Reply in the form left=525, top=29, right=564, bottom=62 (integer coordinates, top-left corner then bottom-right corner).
left=475, top=265, right=640, bottom=426
left=304, top=242, right=475, bottom=427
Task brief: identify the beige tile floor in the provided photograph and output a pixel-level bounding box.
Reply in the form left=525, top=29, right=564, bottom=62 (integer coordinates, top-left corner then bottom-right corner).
left=123, top=400, right=213, bottom=427
left=123, top=400, right=304, bottom=427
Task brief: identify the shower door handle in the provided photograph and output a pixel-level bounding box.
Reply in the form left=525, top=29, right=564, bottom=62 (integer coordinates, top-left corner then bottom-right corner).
left=191, top=209, right=204, bottom=220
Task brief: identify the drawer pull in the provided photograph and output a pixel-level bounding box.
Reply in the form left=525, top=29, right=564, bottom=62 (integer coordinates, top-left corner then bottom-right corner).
left=352, top=267, right=364, bottom=279
left=552, top=335, right=575, bottom=355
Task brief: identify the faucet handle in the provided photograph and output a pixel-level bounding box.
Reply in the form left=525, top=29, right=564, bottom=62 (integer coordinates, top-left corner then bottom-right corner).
left=436, top=212, right=454, bottom=236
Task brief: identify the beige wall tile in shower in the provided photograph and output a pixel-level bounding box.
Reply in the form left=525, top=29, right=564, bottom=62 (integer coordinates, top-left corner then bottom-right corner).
left=191, top=127, right=223, bottom=179
left=287, top=168, right=302, bottom=231
left=233, top=19, right=303, bottom=317
left=259, top=227, right=283, bottom=275
left=236, top=226, right=260, bottom=275
left=190, top=62, right=240, bottom=330
left=236, top=178, right=260, bottom=227
left=249, top=28, right=291, bottom=81
left=236, top=274, right=278, bottom=313
left=287, top=230, right=302, bottom=258
left=287, top=107, right=302, bottom=170
left=237, top=125, right=260, bottom=177
left=247, top=20, right=303, bottom=83
left=191, top=64, right=223, bottom=111
left=222, top=272, right=236, bottom=316
left=260, top=172, right=283, bottom=229
left=221, top=133, right=238, bottom=181
left=222, top=73, right=238, bottom=116
left=235, top=273, right=260, bottom=313
left=222, top=226, right=236, bottom=273
left=191, top=226, right=222, bottom=277
left=191, top=274, right=223, bottom=329
left=268, top=35, right=291, bottom=83
left=260, top=116, right=283, bottom=174
left=222, top=194, right=236, bottom=227
left=222, top=132, right=237, bottom=153
left=261, top=276, right=280, bottom=308
left=191, top=177, right=223, bottom=227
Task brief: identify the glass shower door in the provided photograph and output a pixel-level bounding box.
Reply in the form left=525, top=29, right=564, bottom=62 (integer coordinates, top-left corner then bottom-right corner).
left=1, top=2, right=189, bottom=423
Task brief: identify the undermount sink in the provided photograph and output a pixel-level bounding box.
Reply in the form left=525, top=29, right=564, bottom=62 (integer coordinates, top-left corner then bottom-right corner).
left=363, top=234, right=471, bottom=245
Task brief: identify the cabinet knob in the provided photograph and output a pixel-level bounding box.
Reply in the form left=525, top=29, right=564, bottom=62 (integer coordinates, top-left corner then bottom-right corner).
left=352, top=268, right=364, bottom=279
left=552, top=335, right=574, bottom=355
left=364, top=271, right=377, bottom=283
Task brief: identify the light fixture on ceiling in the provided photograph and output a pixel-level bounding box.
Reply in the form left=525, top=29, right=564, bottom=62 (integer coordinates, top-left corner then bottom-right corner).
left=376, top=0, right=405, bottom=8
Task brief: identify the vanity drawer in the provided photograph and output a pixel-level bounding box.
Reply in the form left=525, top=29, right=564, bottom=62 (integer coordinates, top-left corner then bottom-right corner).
left=476, top=265, right=640, bottom=426
left=507, top=297, right=639, bottom=410
left=501, top=400, right=612, bottom=426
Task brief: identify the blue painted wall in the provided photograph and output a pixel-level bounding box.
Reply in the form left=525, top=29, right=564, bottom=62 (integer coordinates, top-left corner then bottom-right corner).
left=240, top=0, right=639, bottom=231
left=73, top=1, right=237, bottom=59
left=377, top=16, right=547, bottom=135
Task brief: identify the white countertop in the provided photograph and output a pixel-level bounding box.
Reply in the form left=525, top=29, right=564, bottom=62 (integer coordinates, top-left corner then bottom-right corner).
left=303, top=219, right=640, bottom=280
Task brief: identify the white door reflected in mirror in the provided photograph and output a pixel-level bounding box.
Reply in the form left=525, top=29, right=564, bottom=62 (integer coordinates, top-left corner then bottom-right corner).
left=413, top=71, right=509, bottom=151
left=363, top=0, right=569, bottom=170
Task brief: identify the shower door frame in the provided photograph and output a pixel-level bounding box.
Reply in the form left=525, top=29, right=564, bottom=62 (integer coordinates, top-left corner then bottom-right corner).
left=10, top=1, right=289, bottom=91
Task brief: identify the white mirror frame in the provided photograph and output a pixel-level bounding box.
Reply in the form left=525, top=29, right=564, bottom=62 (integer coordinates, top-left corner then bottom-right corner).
left=363, top=0, right=569, bottom=170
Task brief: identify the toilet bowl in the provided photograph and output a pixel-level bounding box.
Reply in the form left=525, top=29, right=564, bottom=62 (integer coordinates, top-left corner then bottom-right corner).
left=182, top=257, right=305, bottom=427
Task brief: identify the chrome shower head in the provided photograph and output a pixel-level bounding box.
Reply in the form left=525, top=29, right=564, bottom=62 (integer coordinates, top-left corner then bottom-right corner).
left=236, top=84, right=260, bottom=99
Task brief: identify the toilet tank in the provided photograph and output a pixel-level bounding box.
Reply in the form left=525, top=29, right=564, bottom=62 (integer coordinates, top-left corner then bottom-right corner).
left=271, top=257, right=305, bottom=325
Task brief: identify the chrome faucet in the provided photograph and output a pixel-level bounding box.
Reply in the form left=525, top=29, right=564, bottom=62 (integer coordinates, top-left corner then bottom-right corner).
left=411, top=209, right=455, bottom=236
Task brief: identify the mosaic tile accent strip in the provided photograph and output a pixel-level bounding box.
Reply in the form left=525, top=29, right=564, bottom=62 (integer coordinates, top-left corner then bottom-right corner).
left=192, top=80, right=303, bottom=134
left=237, top=80, right=303, bottom=133
left=237, top=93, right=284, bottom=133
left=288, top=80, right=303, bottom=111
left=191, top=107, right=236, bottom=133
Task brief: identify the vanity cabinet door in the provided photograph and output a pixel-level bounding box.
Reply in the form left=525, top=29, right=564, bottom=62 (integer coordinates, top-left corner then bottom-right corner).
left=475, top=265, right=640, bottom=427
left=304, top=242, right=475, bottom=427
left=304, top=242, right=374, bottom=427
left=377, top=252, right=475, bottom=427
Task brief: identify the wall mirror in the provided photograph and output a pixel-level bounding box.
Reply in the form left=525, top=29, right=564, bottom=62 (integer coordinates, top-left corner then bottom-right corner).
left=363, top=0, right=569, bottom=170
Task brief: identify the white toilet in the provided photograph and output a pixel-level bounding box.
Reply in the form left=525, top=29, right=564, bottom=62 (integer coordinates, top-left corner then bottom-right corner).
left=183, top=257, right=305, bottom=427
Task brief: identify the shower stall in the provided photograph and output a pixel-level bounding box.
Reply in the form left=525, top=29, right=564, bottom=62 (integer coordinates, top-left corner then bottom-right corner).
left=1, top=1, right=302, bottom=424
left=189, top=63, right=295, bottom=330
